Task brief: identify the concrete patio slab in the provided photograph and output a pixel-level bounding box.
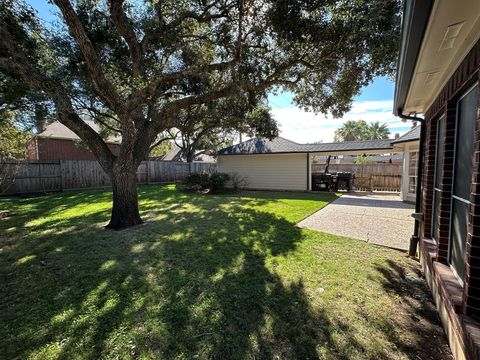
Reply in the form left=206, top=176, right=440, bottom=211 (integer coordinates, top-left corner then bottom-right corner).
left=297, top=192, right=415, bottom=251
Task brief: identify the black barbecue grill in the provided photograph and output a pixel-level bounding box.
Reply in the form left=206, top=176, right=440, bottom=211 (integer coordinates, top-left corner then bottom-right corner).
left=312, top=172, right=353, bottom=192
left=312, top=173, right=334, bottom=191
left=336, top=172, right=353, bottom=191
left=311, top=156, right=353, bottom=192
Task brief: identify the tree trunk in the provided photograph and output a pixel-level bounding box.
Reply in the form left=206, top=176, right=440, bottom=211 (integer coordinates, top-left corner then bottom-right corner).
left=186, top=153, right=194, bottom=174
left=186, top=151, right=195, bottom=163
left=106, top=166, right=143, bottom=230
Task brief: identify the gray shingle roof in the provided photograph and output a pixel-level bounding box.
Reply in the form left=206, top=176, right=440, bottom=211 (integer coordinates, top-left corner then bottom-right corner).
left=391, top=126, right=420, bottom=144
left=38, top=120, right=121, bottom=144
left=217, top=137, right=394, bottom=155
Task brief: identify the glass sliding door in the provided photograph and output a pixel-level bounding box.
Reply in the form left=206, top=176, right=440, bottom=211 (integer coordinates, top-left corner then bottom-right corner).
left=432, top=116, right=445, bottom=242
left=450, top=84, right=479, bottom=282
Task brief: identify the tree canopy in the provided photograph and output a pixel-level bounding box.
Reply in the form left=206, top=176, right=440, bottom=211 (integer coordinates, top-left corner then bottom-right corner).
left=160, top=95, right=277, bottom=162
left=334, top=120, right=390, bottom=142
left=0, top=0, right=401, bottom=228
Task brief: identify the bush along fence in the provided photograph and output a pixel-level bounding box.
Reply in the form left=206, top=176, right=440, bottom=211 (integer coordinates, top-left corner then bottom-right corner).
left=2, top=160, right=217, bottom=195
left=311, top=163, right=403, bottom=192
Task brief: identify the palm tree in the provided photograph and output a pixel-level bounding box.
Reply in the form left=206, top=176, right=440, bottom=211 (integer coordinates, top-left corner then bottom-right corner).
left=367, top=121, right=390, bottom=140
left=333, top=120, right=368, bottom=142
left=334, top=120, right=390, bottom=142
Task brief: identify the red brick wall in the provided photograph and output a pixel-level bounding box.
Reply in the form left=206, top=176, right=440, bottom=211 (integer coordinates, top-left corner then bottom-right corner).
left=29, top=138, right=120, bottom=161
left=423, top=39, right=480, bottom=320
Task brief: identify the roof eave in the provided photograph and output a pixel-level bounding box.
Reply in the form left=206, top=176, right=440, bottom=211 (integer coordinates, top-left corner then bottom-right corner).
left=36, top=134, right=121, bottom=145
left=391, top=138, right=420, bottom=145
left=217, top=146, right=395, bottom=156
left=393, top=0, right=434, bottom=116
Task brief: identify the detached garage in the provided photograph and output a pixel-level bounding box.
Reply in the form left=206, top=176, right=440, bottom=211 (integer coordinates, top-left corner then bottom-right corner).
left=217, top=137, right=395, bottom=191
left=219, top=152, right=308, bottom=191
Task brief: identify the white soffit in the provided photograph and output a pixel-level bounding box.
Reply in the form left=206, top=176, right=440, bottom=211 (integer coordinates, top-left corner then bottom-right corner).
left=404, top=0, right=480, bottom=115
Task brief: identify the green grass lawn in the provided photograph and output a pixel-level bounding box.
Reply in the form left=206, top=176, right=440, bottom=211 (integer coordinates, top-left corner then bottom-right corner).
left=0, top=185, right=450, bottom=359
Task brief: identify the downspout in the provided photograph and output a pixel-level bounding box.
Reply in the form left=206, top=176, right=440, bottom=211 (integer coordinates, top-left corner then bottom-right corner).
left=397, top=108, right=425, bottom=256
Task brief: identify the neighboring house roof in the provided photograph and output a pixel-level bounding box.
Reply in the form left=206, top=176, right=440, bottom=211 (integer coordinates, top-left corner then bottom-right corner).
left=161, top=143, right=216, bottom=162
left=162, top=146, right=182, bottom=161
left=218, top=137, right=301, bottom=155
left=391, top=126, right=420, bottom=144
left=38, top=120, right=121, bottom=144
left=217, top=137, right=394, bottom=155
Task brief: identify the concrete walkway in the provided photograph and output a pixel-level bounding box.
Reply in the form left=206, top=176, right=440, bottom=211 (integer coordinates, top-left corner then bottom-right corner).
left=298, top=192, right=415, bottom=251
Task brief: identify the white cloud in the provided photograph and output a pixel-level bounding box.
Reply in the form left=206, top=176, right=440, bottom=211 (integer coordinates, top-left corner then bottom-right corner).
left=270, top=100, right=412, bottom=143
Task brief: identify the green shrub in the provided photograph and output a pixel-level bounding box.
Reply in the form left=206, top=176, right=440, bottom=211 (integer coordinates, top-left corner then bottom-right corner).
left=182, top=172, right=210, bottom=190
left=209, top=172, right=230, bottom=191
left=181, top=171, right=230, bottom=193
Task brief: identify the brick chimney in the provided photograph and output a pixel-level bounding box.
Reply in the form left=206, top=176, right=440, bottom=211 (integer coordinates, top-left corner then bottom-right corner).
left=34, top=104, right=47, bottom=134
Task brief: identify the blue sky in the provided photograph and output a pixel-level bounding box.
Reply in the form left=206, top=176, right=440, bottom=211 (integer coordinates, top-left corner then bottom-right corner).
left=28, top=1, right=410, bottom=143
left=268, top=77, right=411, bottom=143
left=28, top=1, right=55, bottom=20
left=268, top=76, right=395, bottom=107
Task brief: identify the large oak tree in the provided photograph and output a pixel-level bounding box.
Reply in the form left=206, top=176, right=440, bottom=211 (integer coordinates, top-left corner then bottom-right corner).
left=0, top=0, right=400, bottom=229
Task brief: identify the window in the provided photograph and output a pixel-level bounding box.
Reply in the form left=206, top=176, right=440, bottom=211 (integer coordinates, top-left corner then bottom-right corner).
left=408, top=151, right=418, bottom=194
left=432, top=116, right=445, bottom=242
left=450, top=83, right=479, bottom=283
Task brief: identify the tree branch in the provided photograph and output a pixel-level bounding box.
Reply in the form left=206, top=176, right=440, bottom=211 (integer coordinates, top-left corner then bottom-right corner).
left=149, top=132, right=177, bottom=151
left=52, top=0, right=125, bottom=114
left=126, top=60, right=236, bottom=113
left=142, top=2, right=231, bottom=47
left=108, top=0, right=143, bottom=75
left=88, top=113, right=122, bottom=134
left=235, top=0, right=244, bottom=62
left=0, top=28, right=116, bottom=172
left=73, top=98, right=122, bottom=133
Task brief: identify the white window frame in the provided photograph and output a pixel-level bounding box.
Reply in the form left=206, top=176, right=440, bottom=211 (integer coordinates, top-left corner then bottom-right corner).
left=407, top=150, right=418, bottom=195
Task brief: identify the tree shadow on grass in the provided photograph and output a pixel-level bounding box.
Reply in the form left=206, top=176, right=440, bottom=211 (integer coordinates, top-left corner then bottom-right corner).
left=0, top=190, right=113, bottom=235
left=219, top=189, right=340, bottom=202
left=371, top=259, right=453, bottom=360
left=0, top=188, right=363, bottom=359
left=0, top=185, right=337, bottom=235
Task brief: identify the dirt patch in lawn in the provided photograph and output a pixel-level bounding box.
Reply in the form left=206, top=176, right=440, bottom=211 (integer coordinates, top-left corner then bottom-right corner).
left=375, top=258, right=452, bottom=360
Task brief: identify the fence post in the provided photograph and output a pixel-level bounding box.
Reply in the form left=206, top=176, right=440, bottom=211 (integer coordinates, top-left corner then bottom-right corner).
left=370, top=175, right=374, bottom=192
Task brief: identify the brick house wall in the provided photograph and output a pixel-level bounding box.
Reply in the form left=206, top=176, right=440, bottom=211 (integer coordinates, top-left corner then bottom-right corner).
left=28, top=138, right=120, bottom=161
left=419, top=39, right=480, bottom=359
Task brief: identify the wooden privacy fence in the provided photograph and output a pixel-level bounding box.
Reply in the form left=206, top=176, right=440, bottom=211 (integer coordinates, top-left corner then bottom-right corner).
left=3, top=160, right=217, bottom=195
left=352, top=174, right=402, bottom=192
left=312, top=163, right=403, bottom=192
